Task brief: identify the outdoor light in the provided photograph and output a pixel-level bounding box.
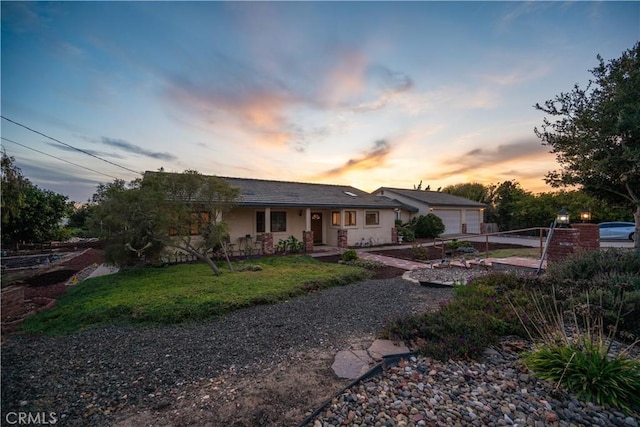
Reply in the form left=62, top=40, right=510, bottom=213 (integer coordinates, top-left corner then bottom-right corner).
left=580, top=208, right=591, bottom=223
left=557, top=208, right=570, bottom=227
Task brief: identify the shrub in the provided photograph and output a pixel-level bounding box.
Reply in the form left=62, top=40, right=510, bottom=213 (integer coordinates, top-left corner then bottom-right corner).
left=542, top=248, right=640, bottom=342
left=341, top=249, right=358, bottom=262
left=398, top=227, right=416, bottom=242
left=411, top=243, right=430, bottom=260
left=382, top=303, right=497, bottom=361
left=545, top=248, right=640, bottom=285
left=523, top=339, right=640, bottom=412
left=414, top=213, right=445, bottom=238
left=382, top=273, right=531, bottom=360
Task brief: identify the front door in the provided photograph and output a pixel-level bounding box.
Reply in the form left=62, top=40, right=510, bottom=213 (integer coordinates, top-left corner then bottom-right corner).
left=311, top=213, right=323, bottom=244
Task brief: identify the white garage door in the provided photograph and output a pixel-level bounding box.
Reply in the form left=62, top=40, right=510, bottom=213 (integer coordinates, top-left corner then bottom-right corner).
left=466, top=210, right=481, bottom=234
left=433, top=209, right=461, bottom=235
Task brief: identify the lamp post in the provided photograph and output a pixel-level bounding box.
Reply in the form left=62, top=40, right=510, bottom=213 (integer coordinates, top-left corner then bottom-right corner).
left=557, top=208, right=570, bottom=228
left=580, top=207, right=591, bottom=223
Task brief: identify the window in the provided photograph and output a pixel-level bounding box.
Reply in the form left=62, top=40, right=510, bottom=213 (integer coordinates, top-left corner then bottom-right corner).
left=345, top=210, right=357, bottom=226
left=271, top=211, right=287, bottom=232
left=256, top=211, right=265, bottom=233
left=331, top=211, right=341, bottom=226
left=365, top=211, right=379, bottom=226
left=190, top=212, right=211, bottom=235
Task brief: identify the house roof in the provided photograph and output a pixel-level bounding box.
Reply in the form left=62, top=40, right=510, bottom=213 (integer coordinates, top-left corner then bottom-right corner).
left=373, top=187, right=487, bottom=208
left=225, top=177, right=408, bottom=209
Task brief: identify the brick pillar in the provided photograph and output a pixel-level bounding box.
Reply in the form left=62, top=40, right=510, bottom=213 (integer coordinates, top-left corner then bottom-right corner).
left=303, top=231, right=314, bottom=252
left=547, top=228, right=579, bottom=263
left=262, top=232, right=274, bottom=255
left=391, top=227, right=398, bottom=244
left=571, top=223, right=600, bottom=252
left=462, top=224, right=467, bottom=234
left=337, top=229, right=348, bottom=249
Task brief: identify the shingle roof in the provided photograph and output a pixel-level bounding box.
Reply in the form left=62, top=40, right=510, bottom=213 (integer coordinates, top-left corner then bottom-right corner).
left=373, top=187, right=487, bottom=208
left=223, top=177, right=408, bottom=209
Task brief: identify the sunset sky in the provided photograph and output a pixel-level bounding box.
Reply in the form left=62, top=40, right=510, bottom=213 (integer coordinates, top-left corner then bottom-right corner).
left=2, top=1, right=638, bottom=203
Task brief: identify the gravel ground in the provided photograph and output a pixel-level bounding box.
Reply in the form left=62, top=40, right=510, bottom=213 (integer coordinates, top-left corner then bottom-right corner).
left=308, top=347, right=640, bottom=427
left=1, top=277, right=453, bottom=426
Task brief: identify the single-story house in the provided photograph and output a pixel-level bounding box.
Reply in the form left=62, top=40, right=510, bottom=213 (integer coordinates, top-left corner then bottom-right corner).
left=371, top=187, right=487, bottom=235
left=221, top=177, right=415, bottom=251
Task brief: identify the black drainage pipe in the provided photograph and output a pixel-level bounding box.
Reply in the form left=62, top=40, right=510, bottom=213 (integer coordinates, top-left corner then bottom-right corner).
left=296, top=351, right=416, bottom=427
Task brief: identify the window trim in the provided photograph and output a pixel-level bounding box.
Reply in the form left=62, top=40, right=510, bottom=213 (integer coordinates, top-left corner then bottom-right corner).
left=271, top=211, right=287, bottom=232
left=331, top=211, right=341, bottom=226
left=365, top=210, right=380, bottom=227
left=344, top=210, right=357, bottom=227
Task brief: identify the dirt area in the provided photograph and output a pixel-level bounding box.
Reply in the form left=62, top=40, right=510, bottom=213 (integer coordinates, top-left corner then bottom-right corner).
left=1, top=249, right=105, bottom=325
left=2, top=248, right=105, bottom=288
left=111, top=341, right=372, bottom=427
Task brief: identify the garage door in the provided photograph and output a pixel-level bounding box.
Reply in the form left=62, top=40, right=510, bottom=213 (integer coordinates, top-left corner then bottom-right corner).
left=466, top=210, right=481, bottom=234
left=433, top=209, right=461, bottom=235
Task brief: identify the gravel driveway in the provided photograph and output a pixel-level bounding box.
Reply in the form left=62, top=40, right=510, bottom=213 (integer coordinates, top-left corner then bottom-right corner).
left=1, top=277, right=453, bottom=426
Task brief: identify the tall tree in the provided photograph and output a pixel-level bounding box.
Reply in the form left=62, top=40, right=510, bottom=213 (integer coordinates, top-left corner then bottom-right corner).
left=535, top=43, right=640, bottom=252
left=90, top=171, right=240, bottom=275
left=1, top=153, right=71, bottom=249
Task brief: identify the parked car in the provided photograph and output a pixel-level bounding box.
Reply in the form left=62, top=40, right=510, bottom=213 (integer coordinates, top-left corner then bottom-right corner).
left=598, top=222, right=636, bottom=241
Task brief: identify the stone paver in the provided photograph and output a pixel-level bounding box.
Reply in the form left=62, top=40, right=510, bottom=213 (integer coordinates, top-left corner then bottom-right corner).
left=331, top=339, right=412, bottom=379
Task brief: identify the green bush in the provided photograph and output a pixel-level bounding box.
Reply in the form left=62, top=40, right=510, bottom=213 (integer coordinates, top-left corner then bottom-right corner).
left=341, top=249, right=358, bottom=262
left=381, top=303, right=497, bottom=361
left=411, top=243, right=430, bottom=260
left=542, top=248, right=640, bottom=342
left=414, top=214, right=445, bottom=238
left=545, top=248, right=640, bottom=285
left=523, top=338, right=640, bottom=412
left=397, top=227, right=416, bottom=242
left=382, top=273, right=530, bottom=360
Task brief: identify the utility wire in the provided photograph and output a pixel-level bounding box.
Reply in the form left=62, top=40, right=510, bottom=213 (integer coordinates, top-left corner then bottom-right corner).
left=1, top=115, right=142, bottom=176
left=1, top=136, right=120, bottom=181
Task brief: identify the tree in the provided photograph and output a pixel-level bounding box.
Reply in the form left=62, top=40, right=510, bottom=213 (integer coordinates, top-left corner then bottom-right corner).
left=535, top=43, right=640, bottom=252
left=487, top=180, right=530, bottom=231
left=89, top=170, right=240, bottom=275
left=1, top=153, right=72, bottom=249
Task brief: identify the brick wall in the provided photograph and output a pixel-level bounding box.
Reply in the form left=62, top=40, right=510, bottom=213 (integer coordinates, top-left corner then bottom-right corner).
left=572, top=223, right=600, bottom=251
left=337, top=229, right=348, bottom=249
left=303, top=231, right=314, bottom=252
left=547, top=224, right=601, bottom=264
left=547, top=228, right=579, bottom=263
left=1, top=286, right=24, bottom=317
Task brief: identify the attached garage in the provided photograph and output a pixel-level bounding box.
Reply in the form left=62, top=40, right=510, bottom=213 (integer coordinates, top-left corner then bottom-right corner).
left=372, top=187, right=487, bottom=236
left=465, top=210, right=481, bottom=234
left=432, top=209, right=461, bottom=235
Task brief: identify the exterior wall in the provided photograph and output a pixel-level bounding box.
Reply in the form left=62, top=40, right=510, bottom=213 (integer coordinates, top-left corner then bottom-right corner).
left=327, top=208, right=396, bottom=246
left=226, top=206, right=397, bottom=248
left=225, top=207, right=308, bottom=245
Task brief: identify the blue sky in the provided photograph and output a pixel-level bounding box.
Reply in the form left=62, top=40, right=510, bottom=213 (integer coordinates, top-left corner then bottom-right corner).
left=2, top=1, right=638, bottom=203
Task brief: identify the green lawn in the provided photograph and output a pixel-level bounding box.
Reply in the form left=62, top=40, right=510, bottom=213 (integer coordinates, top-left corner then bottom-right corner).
left=21, top=256, right=372, bottom=335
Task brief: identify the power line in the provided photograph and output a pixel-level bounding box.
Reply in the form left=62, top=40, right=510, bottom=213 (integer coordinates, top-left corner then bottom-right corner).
left=1, top=115, right=143, bottom=176
left=1, top=136, right=121, bottom=181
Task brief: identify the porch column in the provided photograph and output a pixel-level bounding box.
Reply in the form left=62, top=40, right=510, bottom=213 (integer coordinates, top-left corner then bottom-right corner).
left=265, top=207, right=271, bottom=233
left=305, top=208, right=311, bottom=231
